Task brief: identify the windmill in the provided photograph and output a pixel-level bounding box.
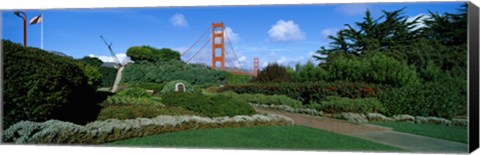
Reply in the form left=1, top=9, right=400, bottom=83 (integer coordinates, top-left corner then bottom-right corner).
left=100, top=35, right=124, bottom=93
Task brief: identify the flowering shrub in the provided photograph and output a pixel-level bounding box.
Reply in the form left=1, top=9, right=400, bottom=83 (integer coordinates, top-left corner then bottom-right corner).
left=3, top=114, right=294, bottom=144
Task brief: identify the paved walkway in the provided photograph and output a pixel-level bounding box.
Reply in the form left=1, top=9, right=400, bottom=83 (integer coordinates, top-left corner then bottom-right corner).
left=255, top=108, right=469, bottom=153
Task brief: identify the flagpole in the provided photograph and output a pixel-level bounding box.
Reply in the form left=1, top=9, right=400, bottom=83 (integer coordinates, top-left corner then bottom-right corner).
left=41, top=13, right=44, bottom=50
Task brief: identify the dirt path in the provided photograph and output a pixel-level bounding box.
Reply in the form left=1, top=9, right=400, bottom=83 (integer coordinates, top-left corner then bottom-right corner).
left=255, top=108, right=391, bottom=134
left=255, top=108, right=469, bottom=153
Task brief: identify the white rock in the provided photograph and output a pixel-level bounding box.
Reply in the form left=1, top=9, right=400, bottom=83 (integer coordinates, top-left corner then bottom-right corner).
left=366, top=113, right=387, bottom=121
left=340, top=113, right=368, bottom=123
left=426, top=117, right=452, bottom=125
left=415, top=116, right=428, bottom=124
left=393, top=115, right=415, bottom=122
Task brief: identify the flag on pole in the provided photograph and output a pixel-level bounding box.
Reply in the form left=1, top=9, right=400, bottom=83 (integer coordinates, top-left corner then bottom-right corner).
left=29, top=15, right=42, bottom=25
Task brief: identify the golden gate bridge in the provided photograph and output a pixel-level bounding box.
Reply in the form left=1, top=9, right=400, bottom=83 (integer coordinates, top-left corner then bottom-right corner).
left=181, top=22, right=259, bottom=77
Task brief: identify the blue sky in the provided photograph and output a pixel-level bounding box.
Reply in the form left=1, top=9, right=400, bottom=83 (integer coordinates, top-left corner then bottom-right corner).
left=2, top=2, right=464, bottom=70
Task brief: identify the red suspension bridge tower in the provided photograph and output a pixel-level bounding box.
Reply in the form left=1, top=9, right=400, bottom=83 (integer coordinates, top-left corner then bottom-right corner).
left=182, top=22, right=258, bottom=76
left=211, top=22, right=225, bottom=71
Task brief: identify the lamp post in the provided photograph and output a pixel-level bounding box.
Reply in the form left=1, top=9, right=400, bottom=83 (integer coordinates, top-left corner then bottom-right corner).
left=14, top=11, right=27, bottom=48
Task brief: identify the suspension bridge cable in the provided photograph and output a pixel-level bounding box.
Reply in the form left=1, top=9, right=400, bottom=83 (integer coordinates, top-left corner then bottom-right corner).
left=187, top=38, right=211, bottom=63
left=225, top=32, right=241, bottom=69
left=224, top=50, right=237, bottom=70
left=182, top=27, right=211, bottom=56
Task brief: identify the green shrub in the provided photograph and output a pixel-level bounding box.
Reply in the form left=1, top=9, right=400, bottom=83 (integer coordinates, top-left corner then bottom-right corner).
left=195, top=83, right=218, bottom=89
left=204, top=86, right=222, bottom=93
left=128, top=82, right=166, bottom=93
left=226, top=74, right=251, bottom=84
left=116, top=87, right=150, bottom=98
left=97, top=105, right=197, bottom=120
left=253, top=63, right=292, bottom=83
left=126, top=46, right=180, bottom=62
left=210, top=95, right=256, bottom=117
left=3, top=40, right=100, bottom=129
left=327, top=54, right=419, bottom=87
left=76, top=62, right=102, bottom=89
left=378, top=76, right=465, bottom=119
left=161, top=92, right=255, bottom=117
left=78, top=56, right=103, bottom=67
left=310, top=96, right=385, bottom=114
left=104, top=96, right=160, bottom=105
left=99, top=66, right=117, bottom=88
left=239, top=94, right=302, bottom=108
left=160, top=80, right=194, bottom=94
left=220, top=81, right=384, bottom=104
left=121, top=60, right=228, bottom=85
left=291, top=61, right=329, bottom=82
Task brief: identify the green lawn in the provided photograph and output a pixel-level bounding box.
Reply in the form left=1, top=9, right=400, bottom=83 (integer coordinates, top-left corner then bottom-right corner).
left=107, top=126, right=403, bottom=152
left=371, top=122, right=467, bottom=143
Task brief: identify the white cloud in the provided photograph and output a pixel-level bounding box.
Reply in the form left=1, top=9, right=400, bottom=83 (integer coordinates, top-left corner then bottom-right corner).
left=269, top=51, right=276, bottom=56
left=231, top=55, right=247, bottom=68
left=336, top=4, right=369, bottom=16
left=224, top=27, right=240, bottom=43
left=180, top=47, right=211, bottom=65
left=276, top=56, right=288, bottom=64
left=261, top=62, right=269, bottom=68
left=173, top=46, right=190, bottom=56
left=170, top=13, right=188, bottom=28
left=407, top=14, right=430, bottom=30
left=268, top=20, right=305, bottom=42
left=321, top=28, right=339, bottom=41
left=89, top=53, right=132, bottom=64
left=238, top=55, right=247, bottom=62
left=280, top=56, right=308, bottom=67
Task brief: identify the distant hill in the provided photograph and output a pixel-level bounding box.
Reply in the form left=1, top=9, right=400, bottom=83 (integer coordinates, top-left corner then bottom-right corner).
left=47, top=50, right=73, bottom=59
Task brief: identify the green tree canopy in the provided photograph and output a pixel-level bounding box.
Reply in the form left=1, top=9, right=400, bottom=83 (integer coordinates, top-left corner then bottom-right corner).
left=313, top=4, right=467, bottom=81
left=78, top=56, right=103, bottom=67
left=253, top=63, right=292, bottom=83
left=314, top=8, right=424, bottom=61
left=126, top=46, right=181, bottom=62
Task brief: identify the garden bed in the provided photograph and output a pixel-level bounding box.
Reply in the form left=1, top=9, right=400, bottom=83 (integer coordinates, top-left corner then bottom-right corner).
left=3, top=114, right=293, bottom=144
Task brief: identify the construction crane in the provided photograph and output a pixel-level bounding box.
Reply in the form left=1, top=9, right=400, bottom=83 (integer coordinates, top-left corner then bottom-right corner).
left=100, top=35, right=124, bottom=93
left=100, top=35, right=122, bottom=68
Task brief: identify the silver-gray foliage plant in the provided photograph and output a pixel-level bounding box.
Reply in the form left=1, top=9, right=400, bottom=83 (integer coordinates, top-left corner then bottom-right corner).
left=3, top=114, right=294, bottom=144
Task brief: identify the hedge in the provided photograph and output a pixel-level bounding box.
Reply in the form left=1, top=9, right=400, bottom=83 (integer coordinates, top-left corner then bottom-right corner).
left=99, top=66, right=117, bottom=88
left=3, top=40, right=100, bottom=129
left=308, top=96, right=385, bottom=114
left=96, top=105, right=197, bottom=120
left=220, top=81, right=385, bottom=104
left=3, top=114, right=294, bottom=144
left=378, top=77, right=466, bottom=119
left=161, top=92, right=255, bottom=117
left=239, top=94, right=302, bottom=108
